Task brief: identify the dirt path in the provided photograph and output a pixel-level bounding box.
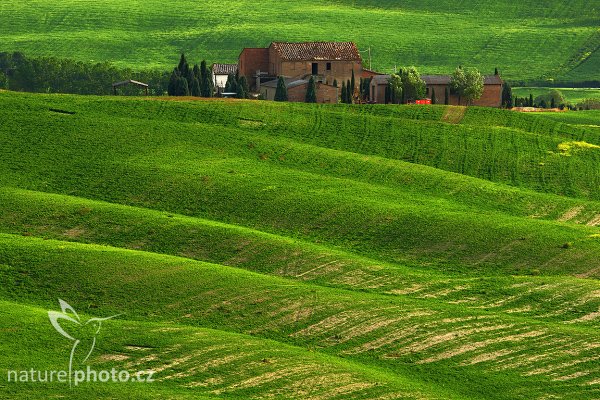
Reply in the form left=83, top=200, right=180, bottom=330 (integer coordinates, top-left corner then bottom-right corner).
left=442, top=106, right=467, bottom=124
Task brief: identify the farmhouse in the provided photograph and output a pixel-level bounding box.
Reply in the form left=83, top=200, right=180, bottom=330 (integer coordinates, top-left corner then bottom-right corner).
left=239, top=41, right=362, bottom=102
left=369, top=73, right=503, bottom=107
left=212, top=63, right=238, bottom=90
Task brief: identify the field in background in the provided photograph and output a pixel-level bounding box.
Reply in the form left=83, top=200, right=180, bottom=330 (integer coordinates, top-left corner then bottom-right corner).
left=0, top=92, right=599, bottom=399
left=513, top=87, right=600, bottom=104
left=0, top=0, right=599, bottom=82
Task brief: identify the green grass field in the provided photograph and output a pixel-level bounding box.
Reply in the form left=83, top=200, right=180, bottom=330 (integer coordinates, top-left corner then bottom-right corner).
left=0, top=1, right=599, bottom=82
left=0, top=92, right=599, bottom=399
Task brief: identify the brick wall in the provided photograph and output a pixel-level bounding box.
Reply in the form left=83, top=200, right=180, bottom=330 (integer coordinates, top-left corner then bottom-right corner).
left=239, top=48, right=269, bottom=90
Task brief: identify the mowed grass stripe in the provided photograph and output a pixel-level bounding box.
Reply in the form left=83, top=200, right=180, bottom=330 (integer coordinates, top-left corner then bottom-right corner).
left=2, top=301, right=450, bottom=400
left=0, top=234, right=598, bottom=399
left=1, top=187, right=599, bottom=328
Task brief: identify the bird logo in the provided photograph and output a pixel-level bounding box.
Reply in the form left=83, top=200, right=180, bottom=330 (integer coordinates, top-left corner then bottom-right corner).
left=48, top=299, right=121, bottom=387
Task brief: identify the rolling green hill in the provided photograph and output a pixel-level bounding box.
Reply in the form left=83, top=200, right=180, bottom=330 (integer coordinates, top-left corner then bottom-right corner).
left=0, top=92, right=599, bottom=399
left=0, top=1, right=599, bottom=82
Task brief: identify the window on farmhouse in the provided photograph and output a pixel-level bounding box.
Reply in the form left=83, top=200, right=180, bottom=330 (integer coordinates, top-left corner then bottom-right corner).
left=326, top=62, right=331, bottom=71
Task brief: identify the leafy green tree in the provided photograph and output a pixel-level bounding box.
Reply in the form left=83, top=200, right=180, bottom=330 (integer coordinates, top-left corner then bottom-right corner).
left=534, top=89, right=564, bottom=109
left=274, top=76, right=288, bottom=101
left=398, top=67, right=426, bottom=102
left=387, top=74, right=403, bottom=104
left=305, top=76, right=317, bottom=103
left=450, top=66, right=483, bottom=105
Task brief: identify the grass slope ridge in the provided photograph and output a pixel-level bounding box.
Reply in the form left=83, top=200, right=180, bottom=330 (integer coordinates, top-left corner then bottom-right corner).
left=0, top=1, right=598, bottom=81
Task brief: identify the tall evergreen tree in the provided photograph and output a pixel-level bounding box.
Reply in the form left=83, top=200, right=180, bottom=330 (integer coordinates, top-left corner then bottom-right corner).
left=274, top=76, right=288, bottom=101
left=350, top=70, right=356, bottom=98
left=176, top=76, right=189, bottom=96
left=444, top=87, right=449, bottom=105
left=346, top=79, right=352, bottom=103
left=333, top=79, right=338, bottom=88
left=385, top=84, right=391, bottom=104
left=200, top=60, right=212, bottom=97
left=177, top=54, right=189, bottom=77
left=237, top=76, right=250, bottom=99
left=341, top=81, right=347, bottom=104
left=305, top=76, right=317, bottom=103
left=191, top=77, right=201, bottom=97
left=502, top=82, right=513, bottom=108
left=495, top=67, right=499, bottom=75
left=551, top=97, right=556, bottom=109
left=431, top=88, right=436, bottom=104
left=168, top=69, right=179, bottom=96
left=529, top=93, right=534, bottom=107
left=225, top=73, right=237, bottom=94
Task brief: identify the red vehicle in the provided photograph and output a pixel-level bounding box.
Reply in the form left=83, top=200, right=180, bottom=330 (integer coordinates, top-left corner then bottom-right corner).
left=415, top=99, right=432, bottom=105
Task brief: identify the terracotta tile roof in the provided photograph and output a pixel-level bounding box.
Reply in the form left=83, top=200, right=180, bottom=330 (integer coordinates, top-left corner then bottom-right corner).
left=212, top=63, right=238, bottom=75
left=270, top=42, right=361, bottom=61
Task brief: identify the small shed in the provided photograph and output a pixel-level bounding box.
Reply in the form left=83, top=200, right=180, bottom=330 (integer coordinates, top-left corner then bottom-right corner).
left=212, top=63, right=238, bottom=89
left=112, top=80, right=149, bottom=96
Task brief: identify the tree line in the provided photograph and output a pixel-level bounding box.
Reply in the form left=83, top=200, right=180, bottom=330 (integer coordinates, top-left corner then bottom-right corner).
left=0, top=52, right=169, bottom=95
left=167, top=54, right=214, bottom=97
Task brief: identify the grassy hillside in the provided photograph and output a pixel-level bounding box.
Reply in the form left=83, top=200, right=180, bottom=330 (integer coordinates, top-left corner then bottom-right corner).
left=1, top=92, right=599, bottom=399
left=0, top=1, right=599, bottom=82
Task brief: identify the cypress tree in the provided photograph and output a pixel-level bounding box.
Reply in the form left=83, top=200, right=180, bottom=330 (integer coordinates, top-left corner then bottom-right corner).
left=200, top=60, right=212, bottom=97
left=346, top=79, right=352, bottom=103
left=529, top=93, right=534, bottom=107
left=444, top=87, right=449, bottom=105
left=431, top=88, right=436, bottom=104
left=177, top=53, right=189, bottom=77
left=494, top=67, right=499, bottom=75
left=191, top=77, right=201, bottom=97
left=238, top=76, right=250, bottom=99
left=385, top=83, right=391, bottom=104
left=333, top=79, right=338, bottom=88
left=168, top=69, right=179, bottom=96
left=551, top=97, right=556, bottom=109
left=176, top=76, right=189, bottom=96
left=350, top=70, right=356, bottom=97
left=305, top=76, right=317, bottom=103
left=225, top=73, right=237, bottom=94
left=359, top=77, right=364, bottom=99
left=502, top=82, right=513, bottom=108
left=341, top=81, right=347, bottom=104
left=274, top=77, right=288, bottom=101
left=193, top=64, right=201, bottom=81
